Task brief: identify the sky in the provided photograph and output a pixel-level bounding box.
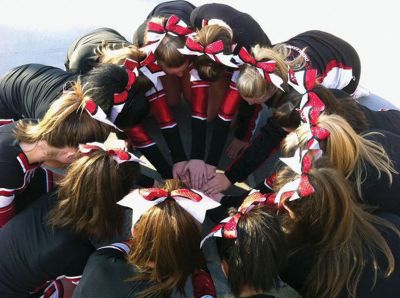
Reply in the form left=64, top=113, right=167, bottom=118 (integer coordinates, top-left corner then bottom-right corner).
left=0, top=0, right=399, bottom=107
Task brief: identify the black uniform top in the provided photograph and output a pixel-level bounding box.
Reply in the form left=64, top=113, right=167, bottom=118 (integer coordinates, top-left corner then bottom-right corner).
left=361, top=130, right=400, bottom=215
left=282, top=30, right=361, bottom=95
left=132, top=0, right=196, bottom=47
left=190, top=3, right=271, bottom=52
left=0, top=64, right=76, bottom=120
left=224, top=104, right=400, bottom=187
left=0, top=193, right=94, bottom=297
left=73, top=244, right=160, bottom=298
left=0, top=122, right=53, bottom=227
left=281, top=212, right=400, bottom=297
left=65, top=28, right=129, bottom=74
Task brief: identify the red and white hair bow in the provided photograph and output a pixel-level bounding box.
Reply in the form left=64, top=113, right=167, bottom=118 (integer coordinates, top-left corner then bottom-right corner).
left=178, top=36, right=238, bottom=68
left=110, top=59, right=139, bottom=122
left=84, top=99, right=121, bottom=131
left=275, top=149, right=321, bottom=205
left=233, top=46, right=284, bottom=91
left=146, top=14, right=193, bottom=52
left=118, top=188, right=220, bottom=227
left=200, top=190, right=274, bottom=247
left=78, top=142, right=143, bottom=164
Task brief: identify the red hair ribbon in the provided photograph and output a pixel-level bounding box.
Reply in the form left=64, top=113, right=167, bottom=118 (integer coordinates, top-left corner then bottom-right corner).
left=234, top=47, right=285, bottom=91
left=78, top=142, right=142, bottom=164
left=178, top=37, right=238, bottom=68
left=118, top=188, right=220, bottom=227
left=201, top=191, right=271, bottom=245
left=84, top=99, right=121, bottom=131
left=147, top=14, right=193, bottom=39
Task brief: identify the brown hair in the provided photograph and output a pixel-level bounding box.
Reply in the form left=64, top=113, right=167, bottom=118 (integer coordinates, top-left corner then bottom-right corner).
left=142, top=17, right=188, bottom=69
left=128, top=179, right=204, bottom=298
left=193, top=25, right=233, bottom=81
left=274, top=85, right=369, bottom=132
left=282, top=113, right=396, bottom=197
left=48, top=150, right=140, bottom=239
left=14, top=80, right=111, bottom=148
left=97, top=43, right=146, bottom=66
left=274, top=157, right=399, bottom=297
left=216, top=206, right=286, bottom=297
left=237, top=45, right=292, bottom=99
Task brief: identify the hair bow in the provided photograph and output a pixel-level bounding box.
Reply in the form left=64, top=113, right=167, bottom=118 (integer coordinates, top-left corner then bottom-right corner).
left=118, top=188, right=220, bottom=227
left=275, top=149, right=322, bottom=205
left=110, top=59, right=139, bottom=122
left=78, top=142, right=142, bottom=164
left=200, top=190, right=272, bottom=247
left=147, top=14, right=193, bottom=42
left=233, top=46, right=284, bottom=90
left=84, top=99, right=121, bottom=131
left=178, top=36, right=238, bottom=68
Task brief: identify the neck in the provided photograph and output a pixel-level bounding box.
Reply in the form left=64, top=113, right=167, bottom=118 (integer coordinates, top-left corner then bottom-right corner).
left=19, top=141, right=49, bottom=164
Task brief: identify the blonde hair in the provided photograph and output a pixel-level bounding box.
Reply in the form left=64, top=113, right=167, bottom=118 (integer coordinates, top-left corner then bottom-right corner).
left=128, top=179, right=204, bottom=298
left=275, top=158, right=399, bottom=297
left=48, top=150, right=140, bottom=239
left=237, top=44, right=303, bottom=99
left=14, top=80, right=111, bottom=148
left=96, top=43, right=146, bottom=65
left=194, top=24, right=232, bottom=81
left=282, top=113, right=396, bottom=197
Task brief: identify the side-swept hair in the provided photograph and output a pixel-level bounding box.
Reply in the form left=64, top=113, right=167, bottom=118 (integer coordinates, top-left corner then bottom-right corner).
left=216, top=206, right=286, bottom=297
left=282, top=113, right=396, bottom=197
left=193, top=25, right=233, bottom=81
left=48, top=150, right=140, bottom=239
left=274, top=158, right=399, bottom=297
left=14, top=80, right=111, bottom=148
left=128, top=179, right=204, bottom=298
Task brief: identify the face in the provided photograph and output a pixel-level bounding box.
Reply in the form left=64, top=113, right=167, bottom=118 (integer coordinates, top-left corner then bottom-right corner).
left=242, top=87, right=278, bottom=105
left=162, top=60, right=189, bottom=77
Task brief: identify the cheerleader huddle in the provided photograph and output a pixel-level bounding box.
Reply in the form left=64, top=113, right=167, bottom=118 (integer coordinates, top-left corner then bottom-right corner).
left=1, top=1, right=400, bottom=297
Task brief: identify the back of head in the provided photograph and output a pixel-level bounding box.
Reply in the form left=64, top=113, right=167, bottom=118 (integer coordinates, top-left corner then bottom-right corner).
left=274, top=156, right=398, bottom=297
left=48, top=149, right=140, bottom=239
left=194, top=25, right=232, bottom=81
left=237, top=45, right=290, bottom=99
left=82, top=63, right=131, bottom=115
left=282, top=113, right=394, bottom=196
left=216, top=206, right=285, bottom=297
left=128, top=179, right=203, bottom=297
left=14, top=80, right=111, bottom=148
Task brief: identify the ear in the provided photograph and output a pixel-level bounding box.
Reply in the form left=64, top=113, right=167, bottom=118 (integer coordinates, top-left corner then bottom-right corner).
left=220, top=259, right=229, bottom=278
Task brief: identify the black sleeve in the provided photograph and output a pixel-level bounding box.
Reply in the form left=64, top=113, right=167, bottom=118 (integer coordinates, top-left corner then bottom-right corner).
left=206, top=117, right=231, bottom=166
left=161, top=126, right=187, bottom=163
left=138, top=145, right=173, bottom=179
left=225, top=118, right=287, bottom=184
left=66, top=44, right=99, bottom=74
left=234, top=101, right=262, bottom=141
left=191, top=118, right=207, bottom=160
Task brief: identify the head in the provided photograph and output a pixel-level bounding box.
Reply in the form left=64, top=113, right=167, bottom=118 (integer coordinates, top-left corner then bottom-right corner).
left=128, top=179, right=204, bottom=298
left=143, top=17, right=190, bottom=76
left=193, top=25, right=233, bottom=81
left=274, top=156, right=398, bottom=297
left=274, top=85, right=368, bottom=132
left=14, top=80, right=111, bottom=163
left=82, top=63, right=149, bottom=129
left=216, top=206, right=286, bottom=297
left=237, top=45, right=290, bottom=105
left=48, top=149, right=140, bottom=239
left=281, top=113, right=395, bottom=197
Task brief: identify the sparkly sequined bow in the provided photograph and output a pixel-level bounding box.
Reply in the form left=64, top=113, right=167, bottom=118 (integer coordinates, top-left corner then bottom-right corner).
left=147, top=14, right=193, bottom=42
left=118, top=188, right=220, bottom=227
left=78, top=142, right=142, bottom=164
left=178, top=36, right=238, bottom=68
left=233, top=46, right=284, bottom=90
left=275, top=149, right=322, bottom=205
left=200, top=191, right=272, bottom=247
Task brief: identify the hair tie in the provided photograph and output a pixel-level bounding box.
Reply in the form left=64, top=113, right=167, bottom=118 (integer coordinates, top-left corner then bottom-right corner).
left=78, top=142, right=142, bottom=164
